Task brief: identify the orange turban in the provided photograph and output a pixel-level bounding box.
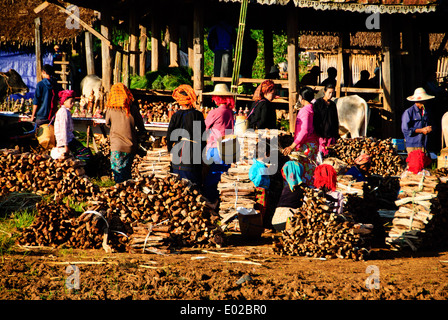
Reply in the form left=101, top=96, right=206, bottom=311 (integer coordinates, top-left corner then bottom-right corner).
left=106, top=83, right=134, bottom=116
left=253, top=80, right=275, bottom=101
left=313, top=164, right=337, bottom=191
left=172, top=84, right=197, bottom=108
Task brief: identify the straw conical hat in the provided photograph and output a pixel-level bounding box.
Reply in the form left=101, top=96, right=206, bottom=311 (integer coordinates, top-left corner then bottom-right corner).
left=407, top=87, right=435, bottom=102
left=203, top=83, right=237, bottom=96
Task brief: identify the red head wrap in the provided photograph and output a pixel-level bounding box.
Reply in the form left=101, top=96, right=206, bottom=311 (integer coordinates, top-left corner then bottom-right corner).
left=211, top=95, right=235, bottom=110
left=58, top=90, right=76, bottom=105
left=406, top=150, right=431, bottom=174
left=172, top=84, right=197, bottom=108
left=253, top=80, right=275, bottom=101
left=313, top=164, right=337, bottom=191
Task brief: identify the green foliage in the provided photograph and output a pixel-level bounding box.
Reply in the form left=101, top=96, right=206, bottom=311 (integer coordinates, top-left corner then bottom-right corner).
left=129, top=66, right=193, bottom=90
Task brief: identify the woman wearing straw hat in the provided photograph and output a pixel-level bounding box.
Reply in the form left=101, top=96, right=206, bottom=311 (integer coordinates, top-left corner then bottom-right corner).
left=201, top=83, right=235, bottom=202
left=401, top=87, right=434, bottom=154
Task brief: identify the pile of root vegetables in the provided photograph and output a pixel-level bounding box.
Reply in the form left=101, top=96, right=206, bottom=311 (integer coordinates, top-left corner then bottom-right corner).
left=327, top=137, right=405, bottom=176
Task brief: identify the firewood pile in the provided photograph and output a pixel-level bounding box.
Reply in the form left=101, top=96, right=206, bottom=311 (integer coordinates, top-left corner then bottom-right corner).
left=272, top=188, right=373, bottom=260
left=327, top=137, right=405, bottom=176
left=386, top=172, right=448, bottom=251
left=88, top=174, right=225, bottom=253
left=137, top=148, right=171, bottom=179
left=18, top=200, right=106, bottom=250
left=0, top=149, right=98, bottom=202
left=217, top=165, right=257, bottom=217
left=336, top=175, right=365, bottom=196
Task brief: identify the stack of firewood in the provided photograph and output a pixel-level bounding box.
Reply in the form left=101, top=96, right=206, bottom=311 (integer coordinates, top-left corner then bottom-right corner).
left=18, top=200, right=106, bottom=250
left=336, top=175, right=365, bottom=196
left=386, top=172, right=448, bottom=251
left=0, top=149, right=98, bottom=202
left=89, top=174, right=224, bottom=252
left=327, top=137, right=405, bottom=176
left=217, top=165, right=257, bottom=217
left=272, top=188, right=373, bottom=260
left=137, top=148, right=171, bottom=179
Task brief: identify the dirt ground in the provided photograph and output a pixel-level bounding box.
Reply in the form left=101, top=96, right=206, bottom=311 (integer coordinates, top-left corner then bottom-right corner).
left=1, top=232, right=448, bottom=305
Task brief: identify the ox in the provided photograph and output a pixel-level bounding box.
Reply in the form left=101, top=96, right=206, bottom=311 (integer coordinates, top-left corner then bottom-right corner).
left=0, top=69, right=29, bottom=102
left=442, top=111, right=448, bottom=149
left=80, top=74, right=102, bottom=99
left=334, top=95, right=370, bottom=138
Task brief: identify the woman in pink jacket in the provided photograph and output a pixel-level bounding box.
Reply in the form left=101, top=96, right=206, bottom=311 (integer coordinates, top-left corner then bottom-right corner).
left=282, top=86, right=319, bottom=185
left=202, top=84, right=235, bottom=203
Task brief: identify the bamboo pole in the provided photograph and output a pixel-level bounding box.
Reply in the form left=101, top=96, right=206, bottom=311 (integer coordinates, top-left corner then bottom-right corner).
left=230, top=0, right=249, bottom=95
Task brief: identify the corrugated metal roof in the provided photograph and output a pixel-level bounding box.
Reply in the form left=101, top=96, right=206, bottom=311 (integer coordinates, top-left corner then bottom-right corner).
left=220, top=0, right=438, bottom=13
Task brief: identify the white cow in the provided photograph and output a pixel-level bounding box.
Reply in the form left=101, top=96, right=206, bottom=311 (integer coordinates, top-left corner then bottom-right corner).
left=334, top=95, right=370, bottom=138
left=80, top=74, right=102, bottom=99
left=442, top=111, right=448, bottom=149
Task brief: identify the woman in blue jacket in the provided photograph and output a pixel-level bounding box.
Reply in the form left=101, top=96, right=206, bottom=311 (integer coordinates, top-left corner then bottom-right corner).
left=401, top=87, right=434, bottom=153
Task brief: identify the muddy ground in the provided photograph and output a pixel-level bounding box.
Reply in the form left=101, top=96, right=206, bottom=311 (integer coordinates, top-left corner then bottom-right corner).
left=1, top=232, right=448, bottom=308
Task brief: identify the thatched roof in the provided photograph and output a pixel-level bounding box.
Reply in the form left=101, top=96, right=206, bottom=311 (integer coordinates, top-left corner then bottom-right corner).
left=220, top=0, right=438, bottom=14
left=299, top=31, right=448, bottom=52
left=0, top=0, right=98, bottom=46
left=299, top=32, right=381, bottom=51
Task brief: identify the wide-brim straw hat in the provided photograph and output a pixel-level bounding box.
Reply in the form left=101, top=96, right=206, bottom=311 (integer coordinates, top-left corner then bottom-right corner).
left=203, top=83, right=239, bottom=96
left=407, top=87, right=435, bottom=102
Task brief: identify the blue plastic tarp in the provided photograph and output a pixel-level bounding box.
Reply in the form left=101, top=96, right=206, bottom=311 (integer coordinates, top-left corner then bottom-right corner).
left=0, top=51, right=53, bottom=100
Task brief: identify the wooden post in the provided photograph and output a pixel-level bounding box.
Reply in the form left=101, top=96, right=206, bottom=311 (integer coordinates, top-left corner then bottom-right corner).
left=129, top=5, right=139, bottom=76
left=122, top=40, right=130, bottom=87
left=35, top=17, right=43, bottom=82
left=85, top=31, right=95, bottom=75
left=169, top=14, right=179, bottom=67
left=193, top=1, right=204, bottom=102
left=287, top=8, right=298, bottom=133
left=139, top=25, right=148, bottom=76
left=113, top=45, right=122, bottom=84
left=100, top=9, right=112, bottom=92
left=188, top=24, right=194, bottom=69
left=335, top=33, right=343, bottom=98
left=263, top=27, right=274, bottom=78
left=341, top=33, right=351, bottom=89
left=61, top=52, right=68, bottom=90
left=380, top=15, right=398, bottom=138
left=151, top=13, right=160, bottom=72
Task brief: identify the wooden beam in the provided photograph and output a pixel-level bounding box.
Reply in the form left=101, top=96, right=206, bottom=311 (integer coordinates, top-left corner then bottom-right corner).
left=287, top=8, right=298, bottom=132
left=193, top=1, right=204, bottom=100
left=85, top=31, right=95, bottom=75
left=169, top=12, right=179, bottom=68
left=33, top=1, right=50, bottom=14
left=380, top=14, right=398, bottom=138
left=100, top=9, right=112, bottom=91
left=151, top=13, right=160, bottom=72
left=34, top=17, right=43, bottom=83
left=129, top=5, right=139, bottom=76
left=188, top=24, right=194, bottom=69
left=335, top=34, right=343, bottom=98
left=139, top=25, right=148, bottom=76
